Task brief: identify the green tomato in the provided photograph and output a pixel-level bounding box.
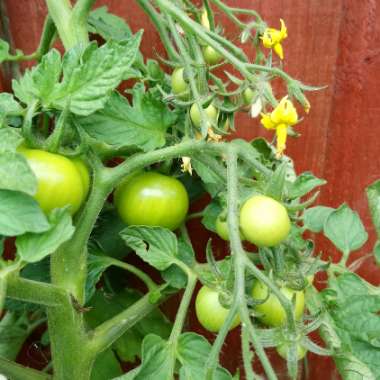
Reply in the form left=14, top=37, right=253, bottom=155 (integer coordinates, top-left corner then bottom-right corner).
left=72, top=158, right=91, bottom=201
left=203, top=46, right=223, bottom=65
left=114, top=172, right=189, bottom=231
left=252, top=281, right=305, bottom=327
left=20, top=148, right=89, bottom=215
left=239, top=195, right=291, bottom=247
left=195, top=286, right=240, bottom=333
left=171, top=67, right=189, bottom=99
left=190, top=103, right=218, bottom=129
left=215, top=214, right=245, bottom=241
left=243, top=88, right=255, bottom=105
left=277, top=343, right=307, bottom=361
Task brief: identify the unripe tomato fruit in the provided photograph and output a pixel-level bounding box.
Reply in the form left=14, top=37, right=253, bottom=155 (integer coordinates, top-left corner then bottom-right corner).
left=277, top=343, right=307, bottom=361
left=243, top=88, right=255, bottom=105
left=19, top=148, right=89, bottom=215
left=203, top=46, right=222, bottom=65
left=190, top=103, right=218, bottom=129
left=215, top=214, right=245, bottom=241
left=215, top=215, right=229, bottom=241
left=114, top=172, right=189, bottom=231
left=195, top=286, right=240, bottom=333
left=252, top=281, right=305, bottom=327
left=239, top=195, right=291, bottom=247
left=171, top=68, right=189, bottom=99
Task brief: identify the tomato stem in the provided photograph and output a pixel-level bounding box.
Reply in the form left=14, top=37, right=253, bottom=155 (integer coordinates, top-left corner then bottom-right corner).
left=0, top=357, right=51, bottom=380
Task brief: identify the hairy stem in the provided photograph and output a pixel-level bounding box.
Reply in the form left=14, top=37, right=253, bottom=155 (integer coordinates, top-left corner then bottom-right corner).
left=7, top=275, right=65, bottom=307
left=225, top=147, right=278, bottom=380
left=0, top=357, right=51, bottom=380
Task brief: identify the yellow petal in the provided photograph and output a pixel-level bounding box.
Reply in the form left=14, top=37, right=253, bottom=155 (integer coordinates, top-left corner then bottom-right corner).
left=271, top=96, right=298, bottom=125
left=274, top=43, right=284, bottom=60
left=279, top=19, right=288, bottom=39
left=260, top=113, right=276, bottom=130
left=276, top=124, right=288, bottom=156
left=181, top=156, right=193, bottom=175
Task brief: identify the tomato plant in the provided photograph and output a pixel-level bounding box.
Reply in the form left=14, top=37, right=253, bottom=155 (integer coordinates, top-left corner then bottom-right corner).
left=114, top=171, right=189, bottom=230
left=195, top=286, right=240, bottom=332
left=0, top=1, right=377, bottom=380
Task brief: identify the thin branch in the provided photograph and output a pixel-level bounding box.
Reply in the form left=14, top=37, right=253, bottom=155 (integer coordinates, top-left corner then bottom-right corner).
left=88, top=285, right=171, bottom=354
left=7, top=275, right=65, bottom=307
left=0, top=356, right=51, bottom=380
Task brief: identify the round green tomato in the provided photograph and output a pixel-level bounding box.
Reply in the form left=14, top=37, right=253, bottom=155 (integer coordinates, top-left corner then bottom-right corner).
left=239, top=195, right=291, bottom=247
left=190, top=103, right=218, bottom=129
left=215, top=215, right=230, bottom=241
left=114, top=172, right=189, bottom=231
left=252, top=281, right=305, bottom=327
left=215, top=214, right=244, bottom=241
left=243, top=88, right=255, bottom=105
left=171, top=67, right=189, bottom=99
left=277, top=343, right=307, bottom=361
left=195, top=286, right=240, bottom=333
left=203, top=46, right=222, bottom=65
left=20, top=149, right=88, bottom=215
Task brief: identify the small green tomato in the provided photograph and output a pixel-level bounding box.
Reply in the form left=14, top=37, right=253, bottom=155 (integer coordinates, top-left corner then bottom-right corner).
left=252, top=280, right=305, bottom=327
left=190, top=103, right=218, bottom=129
left=195, top=286, right=240, bottom=333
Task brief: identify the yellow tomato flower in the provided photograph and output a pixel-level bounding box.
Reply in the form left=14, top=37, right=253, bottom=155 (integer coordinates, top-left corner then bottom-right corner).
left=261, top=19, right=287, bottom=59
left=181, top=156, right=193, bottom=175
left=260, top=96, right=298, bottom=157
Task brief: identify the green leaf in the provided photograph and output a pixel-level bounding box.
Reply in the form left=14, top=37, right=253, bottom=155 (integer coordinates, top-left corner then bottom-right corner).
left=192, top=156, right=225, bottom=197
left=162, top=240, right=195, bottom=288
left=16, top=208, right=74, bottom=263
left=366, top=180, right=380, bottom=239
left=327, top=273, right=380, bottom=379
left=0, top=40, right=10, bottom=63
left=51, top=35, right=142, bottom=115
left=88, top=6, right=133, bottom=41
left=0, top=128, right=24, bottom=152
left=121, top=226, right=180, bottom=271
left=177, top=333, right=232, bottom=380
left=91, top=349, right=123, bottom=380
left=0, top=190, right=50, bottom=236
left=201, top=200, right=223, bottom=233
left=85, top=254, right=114, bottom=303
left=0, top=93, right=24, bottom=122
left=287, top=172, right=326, bottom=199
left=265, top=162, right=287, bottom=201
left=0, top=311, right=38, bottom=360
left=135, top=334, right=174, bottom=380
left=12, top=49, right=62, bottom=107
left=91, top=207, right=131, bottom=260
left=77, top=86, right=176, bottom=152
left=323, top=204, right=368, bottom=254
left=303, top=206, right=335, bottom=233
left=0, top=152, right=37, bottom=195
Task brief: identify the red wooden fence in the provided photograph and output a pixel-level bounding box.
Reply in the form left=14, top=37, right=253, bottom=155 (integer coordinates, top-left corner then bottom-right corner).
left=1, top=0, right=380, bottom=379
